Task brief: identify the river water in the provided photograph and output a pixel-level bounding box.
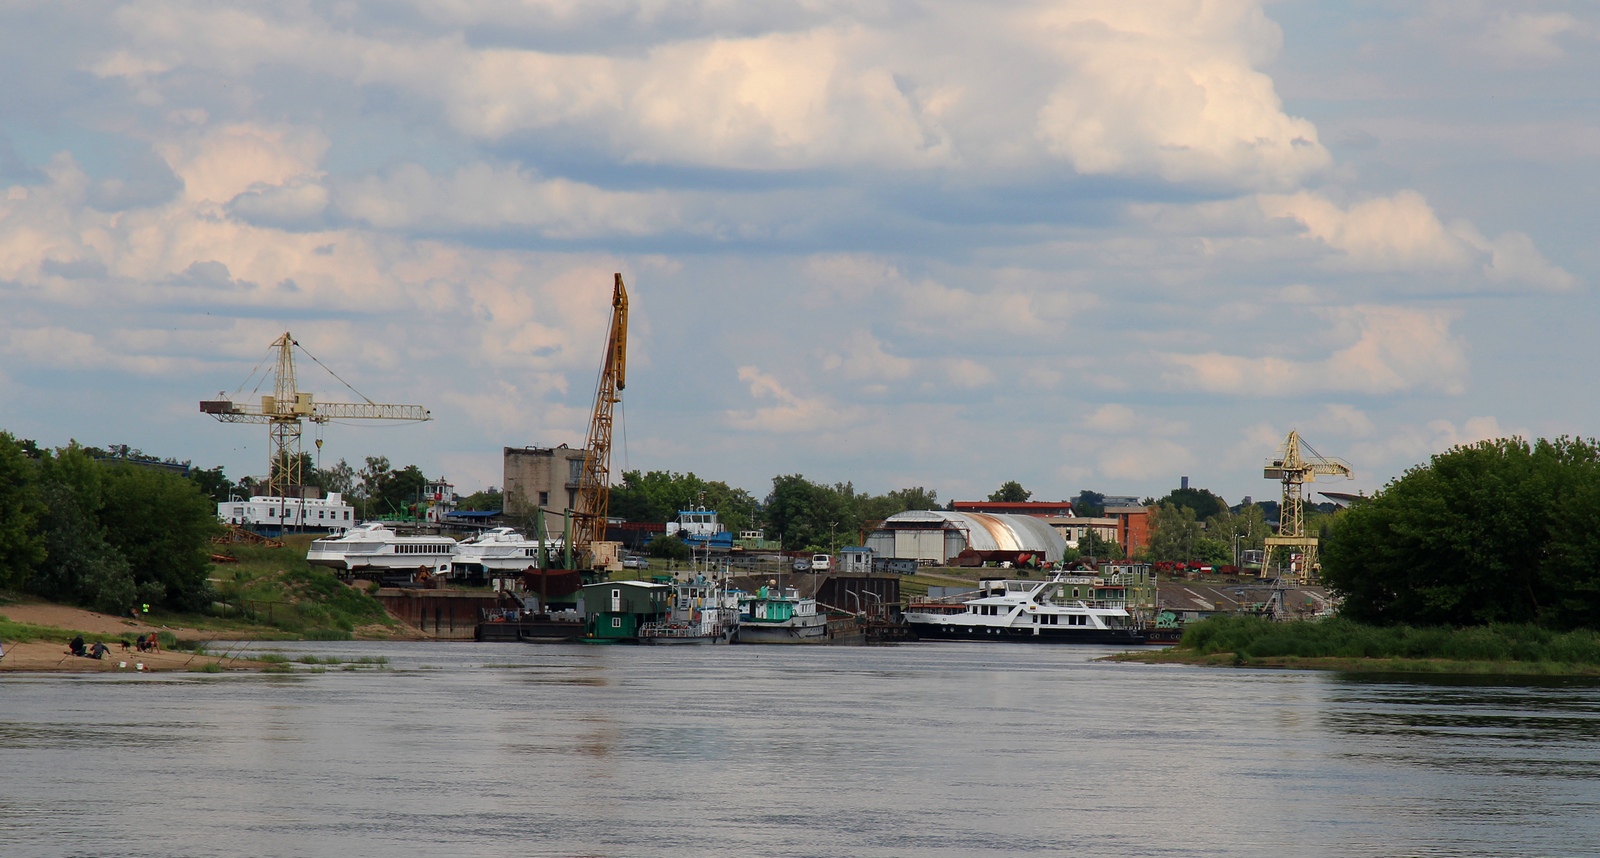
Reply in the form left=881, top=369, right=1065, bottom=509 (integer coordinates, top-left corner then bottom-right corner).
left=3, top=641, right=1599, bottom=857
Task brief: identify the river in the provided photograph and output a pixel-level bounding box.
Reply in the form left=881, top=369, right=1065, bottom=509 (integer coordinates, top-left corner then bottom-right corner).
left=3, top=641, right=1598, bottom=857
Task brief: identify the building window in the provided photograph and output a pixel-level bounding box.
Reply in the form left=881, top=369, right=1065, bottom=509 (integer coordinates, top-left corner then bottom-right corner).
left=538, top=491, right=549, bottom=506
left=569, top=458, right=583, bottom=484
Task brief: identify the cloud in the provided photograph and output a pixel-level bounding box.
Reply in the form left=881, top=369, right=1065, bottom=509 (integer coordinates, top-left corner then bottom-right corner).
left=725, top=366, right=858, bottom=433
left=1031, top=0, right=1329, bottom=188
left=1257, top=190, right=1575, bottom=289
left=1163, top=305, right=1468, bottom=396
left=90, top=1, right=1325, bottom=190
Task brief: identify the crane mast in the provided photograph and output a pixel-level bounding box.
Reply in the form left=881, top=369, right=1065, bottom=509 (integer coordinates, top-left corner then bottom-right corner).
left=1262, top=429, right=1352, bottom=582
left=573, top=274, right=628, bottom=567
left=201, top=332, right=430, bottom=498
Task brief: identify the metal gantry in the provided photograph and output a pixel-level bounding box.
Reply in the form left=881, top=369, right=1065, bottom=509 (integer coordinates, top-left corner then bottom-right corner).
left=200, top=332, right=430, bottom=498
left=1262, top=430, right=1353, bottom=581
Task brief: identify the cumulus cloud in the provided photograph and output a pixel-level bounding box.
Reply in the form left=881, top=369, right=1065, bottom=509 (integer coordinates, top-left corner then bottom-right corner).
left=88, top=0, right=1326, bottom=189
left=1258, top=190, right=1576, bottom=289
left=1031, top=0, right=1328, bottom=188
left=1164, top=305, right=1469, bottom=396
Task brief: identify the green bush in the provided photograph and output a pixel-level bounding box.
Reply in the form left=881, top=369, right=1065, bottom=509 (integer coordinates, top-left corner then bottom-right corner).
left=1178, top=615, right=1600, bottom=665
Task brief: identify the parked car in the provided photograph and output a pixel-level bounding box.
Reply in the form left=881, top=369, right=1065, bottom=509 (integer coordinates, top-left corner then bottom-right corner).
left=810, top=554, right=833, bottom=573
left=622, top=556, right=649, bottom=570
left=792, top=558, right=811, bottom=572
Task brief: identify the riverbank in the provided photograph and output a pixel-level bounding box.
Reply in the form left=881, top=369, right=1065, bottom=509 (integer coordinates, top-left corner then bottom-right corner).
left=0, top=597, right=364, bottom=673
left=1107, top=648, right=1600, bottom=676
left=1113, top=615, right=1600, bottom=677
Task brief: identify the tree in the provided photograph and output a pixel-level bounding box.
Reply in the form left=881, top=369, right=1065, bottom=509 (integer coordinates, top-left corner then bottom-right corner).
left=1321, top=437, right=1600, bottom=629
left=1072, top=490, right=1105, bottom=517
left=1207, top=503, right=1269, bottom=562
left=96, top=462, right=220, bottom=611
left=988, top=480, right=1032, bottom=502
left=312, top=458, right=356, bottom=496
left=457, top=488, right=504, bottom=512
left=1076, top=531, right=1123, bottom=560
left=30, top=480, right=136, bottom=614
left=611, top=470, right=760, bottom=535
left=376, top=464, right=429, bottom=517
left=1144, top=503, right=1205, bottom=562
left=1155, top=487, right=1228, bottom=519
left=187, top=464, right=235, bottom=504
left=858, top=486, right=939, bottom=523
left=0, top=432, right=44, bottom=589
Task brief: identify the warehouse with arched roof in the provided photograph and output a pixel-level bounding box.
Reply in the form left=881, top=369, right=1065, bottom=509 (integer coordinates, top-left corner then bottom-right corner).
left=865, top=510, right=1066, bottom=565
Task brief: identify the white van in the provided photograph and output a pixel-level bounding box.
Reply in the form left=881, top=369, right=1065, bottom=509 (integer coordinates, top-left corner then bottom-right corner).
left=810, top=554, right=833, bottom=573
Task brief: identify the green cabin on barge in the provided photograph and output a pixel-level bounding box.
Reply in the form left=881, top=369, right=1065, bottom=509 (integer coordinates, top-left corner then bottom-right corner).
left=580, top=581, right=671, bottom=643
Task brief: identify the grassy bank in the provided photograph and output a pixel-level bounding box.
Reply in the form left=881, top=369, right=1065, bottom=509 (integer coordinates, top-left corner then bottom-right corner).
left=208, top=536, right=407, bottom=639
left=1115, top=615, right=1600, bottom=676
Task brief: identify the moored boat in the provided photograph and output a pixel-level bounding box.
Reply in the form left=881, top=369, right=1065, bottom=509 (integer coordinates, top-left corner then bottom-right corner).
left=904, top=573, right=1147, bottom=644
left=737, top=584, right=828, bottom=643
left=306, top=522, right=456, bottom=584
left=638, top=576, right=741, bottom=644
left=451, top=527, right=563, bottom=579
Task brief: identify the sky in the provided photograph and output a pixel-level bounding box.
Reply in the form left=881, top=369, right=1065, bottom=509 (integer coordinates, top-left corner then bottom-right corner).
left=2, top=1, right=1596, bottom=508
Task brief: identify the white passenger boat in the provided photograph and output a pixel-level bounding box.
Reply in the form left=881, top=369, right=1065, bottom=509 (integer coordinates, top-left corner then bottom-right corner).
left=638, top=576, right=741, bottom=644
left=451, top=527, right=563, bottom=577
left=737, top=584, right=828, bottom=643
left=306, top=522, right=457, bottom=583
left=904, top=573, right=1147, bottom=644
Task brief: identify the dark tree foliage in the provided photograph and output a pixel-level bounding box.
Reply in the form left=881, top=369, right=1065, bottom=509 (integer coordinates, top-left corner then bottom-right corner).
left=456, top=489, right=504, bottom=512
left=611, top=470, right=759, bottom=535
left=187, top=464, right=235, bottom=503
left=1072, top=490, right=1105, bottom=517
left=96, top=463, right=220, bottom=612
left=0, top=433, right=45, bottom=588
left=30, top=481, right=136, bottom=614
left=1322, top=437, right=1600, bottom=630
left=1155, top=487, right=1229, bottom=519
left=988, top=480, right=1032, bottom=502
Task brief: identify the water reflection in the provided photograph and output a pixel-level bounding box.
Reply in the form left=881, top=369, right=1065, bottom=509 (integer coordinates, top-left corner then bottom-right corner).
left=2, top=643, right=1599, bottom=857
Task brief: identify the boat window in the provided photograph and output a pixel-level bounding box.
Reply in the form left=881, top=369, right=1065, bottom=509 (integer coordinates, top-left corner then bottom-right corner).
left=611, top=618, right=622, bottom=628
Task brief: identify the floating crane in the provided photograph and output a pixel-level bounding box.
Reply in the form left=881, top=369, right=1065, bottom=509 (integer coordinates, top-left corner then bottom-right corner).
left=571, top=274, right=629, bottom=570
left=1263, top=430, right=1352, bottom=582
left=200, top=333, right=430, bottom=498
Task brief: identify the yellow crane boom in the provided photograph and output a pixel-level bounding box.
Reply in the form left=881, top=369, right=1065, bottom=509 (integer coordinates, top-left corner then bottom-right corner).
left=200, top=332, right=430, bottom=498
left=572, top=274, right=628, bottom=565
left=1263, top=429, right=1352, bottom=581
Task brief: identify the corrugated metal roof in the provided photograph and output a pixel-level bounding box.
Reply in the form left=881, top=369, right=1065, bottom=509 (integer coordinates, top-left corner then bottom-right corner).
left=880, top=510, right=1065, bottom=561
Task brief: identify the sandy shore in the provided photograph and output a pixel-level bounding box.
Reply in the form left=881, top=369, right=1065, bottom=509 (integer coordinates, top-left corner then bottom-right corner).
left=0, top=599, right=265, bottom=673
left=0, top=640, right=265, bottom=672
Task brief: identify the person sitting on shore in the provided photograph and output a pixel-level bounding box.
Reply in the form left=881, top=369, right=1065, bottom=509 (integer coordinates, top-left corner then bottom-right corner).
left=90, top=641, right=109, bottom=660
left=69, top=635, right=86, bottom=657
left=135, top=634, right=149, bottom=652
left=146, top=634, right=160, bottom=653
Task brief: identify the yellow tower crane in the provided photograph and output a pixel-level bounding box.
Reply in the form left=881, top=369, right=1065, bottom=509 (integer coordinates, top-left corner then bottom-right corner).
left=1262, top=430, right=1352, bottom=583
left=571, top=274, right=629, bottom=571
left=200, top=332, right=431, bottom=499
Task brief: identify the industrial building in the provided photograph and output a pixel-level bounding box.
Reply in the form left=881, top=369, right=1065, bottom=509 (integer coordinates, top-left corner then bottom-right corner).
left=503, top=444, right=587, bottom=518
left=865, top=510, right=1066, bottom=566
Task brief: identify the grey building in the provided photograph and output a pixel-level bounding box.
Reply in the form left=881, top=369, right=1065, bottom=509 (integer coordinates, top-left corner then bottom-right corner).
left=503, top=444, right=587, bottom=517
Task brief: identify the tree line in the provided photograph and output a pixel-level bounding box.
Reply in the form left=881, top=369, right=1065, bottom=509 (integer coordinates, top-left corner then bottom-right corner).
left=0, top=433, right=218, bottom=614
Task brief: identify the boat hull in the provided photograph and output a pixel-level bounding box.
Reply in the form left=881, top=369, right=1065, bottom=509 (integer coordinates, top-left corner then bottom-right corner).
left=907, top=621, right=1146, bottom=645
left=737, top=615, right=830, bottom=643
left=475, top=617, right=583, bottom=643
